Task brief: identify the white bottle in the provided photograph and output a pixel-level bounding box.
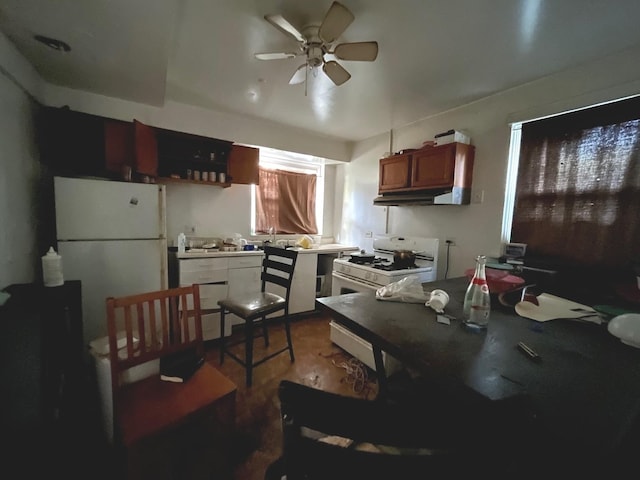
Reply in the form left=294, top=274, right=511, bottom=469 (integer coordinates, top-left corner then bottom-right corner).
left=42, top=246, right=64, bottom=287
left=177, top=232, right=186, bottom=253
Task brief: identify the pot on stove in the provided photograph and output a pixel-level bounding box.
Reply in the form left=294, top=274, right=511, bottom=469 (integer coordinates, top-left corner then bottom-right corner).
left=349, top=250, right=376, bottom=264
left=393, top=249, right=420, bottom=268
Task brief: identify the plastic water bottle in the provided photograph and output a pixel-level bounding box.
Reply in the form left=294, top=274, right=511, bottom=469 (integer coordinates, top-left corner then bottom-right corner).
left=42, top=246, right=64, bottom=287
left=177, top=232, right=186, bottom=253
left=463, top=255, right=491, bottom=327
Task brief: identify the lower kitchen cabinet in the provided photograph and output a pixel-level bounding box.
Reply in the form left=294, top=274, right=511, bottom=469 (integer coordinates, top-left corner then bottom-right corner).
left=171, top=253, right=263, bottom=340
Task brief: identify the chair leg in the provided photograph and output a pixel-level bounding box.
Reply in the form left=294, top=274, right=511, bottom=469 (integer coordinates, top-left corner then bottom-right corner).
left=245, top=319, right=254, bottom=387
left=220, top=308, right=226, bottom=365
left=262, top=314, right=269, bottom=347
left=284, top=311, right=295, bottom=362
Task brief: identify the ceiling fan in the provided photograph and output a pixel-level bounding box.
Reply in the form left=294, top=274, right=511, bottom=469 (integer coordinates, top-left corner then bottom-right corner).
left=255, top=1, right=378, bottom=90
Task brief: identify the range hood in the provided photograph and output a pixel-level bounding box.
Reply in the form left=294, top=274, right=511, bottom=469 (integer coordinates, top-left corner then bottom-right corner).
left=373, top=187, right=471, bottom=206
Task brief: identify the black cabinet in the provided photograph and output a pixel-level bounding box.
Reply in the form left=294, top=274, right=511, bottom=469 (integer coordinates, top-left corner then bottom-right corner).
left=155, top=127, right=233, bottom=180
left=0, top=281, right=85, bottom=465
left=37, top=106, right=108, bottom=177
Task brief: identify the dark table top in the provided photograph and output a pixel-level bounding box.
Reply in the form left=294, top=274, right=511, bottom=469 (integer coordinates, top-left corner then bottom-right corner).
left=316, top=277, right=640, bottom=458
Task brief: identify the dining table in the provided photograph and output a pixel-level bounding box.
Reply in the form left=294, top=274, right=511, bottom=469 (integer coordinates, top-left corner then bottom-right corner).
left=316, top=276, right=640, bottom=476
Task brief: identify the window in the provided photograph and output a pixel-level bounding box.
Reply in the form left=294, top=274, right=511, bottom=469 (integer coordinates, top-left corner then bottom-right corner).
left=251, top=147, right=325, bottom=236
left=505, top=95, right=640, bottom=272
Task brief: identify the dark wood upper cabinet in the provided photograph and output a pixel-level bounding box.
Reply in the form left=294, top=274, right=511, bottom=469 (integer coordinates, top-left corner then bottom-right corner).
left=133, top=119, right=158, bottom=177
left=104, top=119, right=134, bottom=175
left=378, top=143, right=474, bottom=194
left=38, top=107, right=259, bottom=186
left=379, top=154, right=412, bottom=192
left=411, top=146, right=455, bottom=189
left=228, top=144, right=259, bottom=185
left=37, top=106, right=106, bottom=177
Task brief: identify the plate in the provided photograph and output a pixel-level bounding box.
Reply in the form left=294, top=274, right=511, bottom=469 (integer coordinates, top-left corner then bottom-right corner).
left=515, top=293, right=600, bottom=323
left=607, top=313, right=640, bottom=348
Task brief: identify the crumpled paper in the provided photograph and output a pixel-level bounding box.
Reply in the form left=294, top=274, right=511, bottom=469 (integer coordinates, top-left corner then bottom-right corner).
left=376, top=275, right=428, bottom=303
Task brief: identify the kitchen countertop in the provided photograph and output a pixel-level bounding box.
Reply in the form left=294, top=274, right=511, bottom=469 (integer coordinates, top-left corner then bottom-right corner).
left=175, top=250, right=265, bottom=259
left=174, top=243, right=359, bottom=258
left=293, top=243, right=359, bottom=255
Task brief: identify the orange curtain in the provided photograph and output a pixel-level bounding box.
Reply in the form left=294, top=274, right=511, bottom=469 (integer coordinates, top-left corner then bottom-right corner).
left=256, top=168, right=318, bottom=234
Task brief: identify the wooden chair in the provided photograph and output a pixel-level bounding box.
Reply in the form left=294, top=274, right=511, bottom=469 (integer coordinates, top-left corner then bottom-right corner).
left=106, top=284, right=237, bottom=477
left=265, top=380, right=506, bottom=480
left=218, top=246, right=298, bottom=387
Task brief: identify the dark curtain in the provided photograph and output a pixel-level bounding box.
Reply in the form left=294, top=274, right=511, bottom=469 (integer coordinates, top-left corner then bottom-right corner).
left=256, top=168, right=318, bottom=234
left=512, top=96, right=640, bottom=271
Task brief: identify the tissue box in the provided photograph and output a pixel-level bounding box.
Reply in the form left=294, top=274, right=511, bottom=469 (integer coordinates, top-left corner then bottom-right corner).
left=434, top=130, right=471, bottom=146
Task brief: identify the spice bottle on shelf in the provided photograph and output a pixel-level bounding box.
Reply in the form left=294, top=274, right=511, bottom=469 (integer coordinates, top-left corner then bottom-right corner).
left=463, top=255, right=491, bottom=328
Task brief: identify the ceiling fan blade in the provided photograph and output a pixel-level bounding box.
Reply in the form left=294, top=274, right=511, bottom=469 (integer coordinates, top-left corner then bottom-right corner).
left=323, top=60, right=351, bottom=86
left=255, top=52, right=298, bottom=60
left=289, top=64, right=307, bottom=85
left=333, top=41, right=378, bottom=61
left=264, top=14, right=306, bottom=43
left=318, top=1, right=354, bottom=44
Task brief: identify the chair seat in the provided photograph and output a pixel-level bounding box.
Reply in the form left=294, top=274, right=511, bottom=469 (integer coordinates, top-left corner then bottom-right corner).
left=117, top=362, right=237, bottom=447
left=218, top=292, right=286, bottom=319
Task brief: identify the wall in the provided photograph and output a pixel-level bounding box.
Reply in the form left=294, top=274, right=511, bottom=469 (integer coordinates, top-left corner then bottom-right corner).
left=0, top=32, right=45, bottom=288
left=337, top=44, right=640, bottom=280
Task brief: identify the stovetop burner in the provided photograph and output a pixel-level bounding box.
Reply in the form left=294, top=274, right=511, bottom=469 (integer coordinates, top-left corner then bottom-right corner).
left=348, top=256, right=386, bottom=265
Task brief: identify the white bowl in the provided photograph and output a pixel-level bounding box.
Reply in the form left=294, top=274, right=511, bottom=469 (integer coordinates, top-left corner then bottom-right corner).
left=608, top=313, right=640, bottom=348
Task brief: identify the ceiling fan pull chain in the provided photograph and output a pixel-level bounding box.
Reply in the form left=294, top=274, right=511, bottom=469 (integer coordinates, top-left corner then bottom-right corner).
left=304, top=65, right=308, bottom=97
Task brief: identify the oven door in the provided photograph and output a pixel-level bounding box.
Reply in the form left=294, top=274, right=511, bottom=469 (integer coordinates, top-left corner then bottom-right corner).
left=331, top=270, right=380, bottom=295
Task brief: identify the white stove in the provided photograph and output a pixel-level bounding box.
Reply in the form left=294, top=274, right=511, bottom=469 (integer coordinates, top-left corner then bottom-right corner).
left=329, top=235, right=439, bottom=375
left=331, top=235, right=438, bottom=293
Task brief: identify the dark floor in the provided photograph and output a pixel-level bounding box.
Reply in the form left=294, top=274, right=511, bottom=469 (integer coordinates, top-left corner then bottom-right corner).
left=72, top=313, right=380, bottom=480
left=209, top=312, right=380, bottom=480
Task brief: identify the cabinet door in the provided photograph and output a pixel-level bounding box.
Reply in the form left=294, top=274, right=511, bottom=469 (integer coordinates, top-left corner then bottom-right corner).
left=104, top=119, right=133, bottom=175
left=411, top=144, right=455, bottom=189
left=133, top=119, right=158, bottom=177
left=228, top=144, right=259, bottom=184
left=289, top=254, right=318, bottom=314
left=379, top=154, right=411, bottom=192
left=38, top=106, right=105, bottom=176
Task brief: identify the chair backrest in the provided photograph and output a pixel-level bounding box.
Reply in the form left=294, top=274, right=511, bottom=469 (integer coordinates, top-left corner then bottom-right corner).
left=106, top=284, right=204, bottom=395
left=261, top=246, right=298, bottom=302
left=275, top=380, right=488, bottom=480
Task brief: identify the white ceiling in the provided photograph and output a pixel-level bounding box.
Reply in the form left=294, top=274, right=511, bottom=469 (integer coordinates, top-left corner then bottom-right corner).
left=2, top=0, right=640, bottom=142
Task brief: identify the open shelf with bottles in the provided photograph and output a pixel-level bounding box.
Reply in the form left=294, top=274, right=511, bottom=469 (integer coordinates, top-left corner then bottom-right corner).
left=155, top=128, right=233, bottom=181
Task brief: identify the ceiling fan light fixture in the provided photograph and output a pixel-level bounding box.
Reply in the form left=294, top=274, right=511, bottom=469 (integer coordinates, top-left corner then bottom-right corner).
left=34, top=34, right=71, bottom=52
left=289, top=64, right=307, bottom=85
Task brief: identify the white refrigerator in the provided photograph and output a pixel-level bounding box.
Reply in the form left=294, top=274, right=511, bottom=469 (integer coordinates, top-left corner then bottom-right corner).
left=54, top=176, right=168, bottom=348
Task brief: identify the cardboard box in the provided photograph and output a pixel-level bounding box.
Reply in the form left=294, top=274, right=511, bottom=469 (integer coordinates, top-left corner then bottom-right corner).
left=434, top=130, right=471, bottom=145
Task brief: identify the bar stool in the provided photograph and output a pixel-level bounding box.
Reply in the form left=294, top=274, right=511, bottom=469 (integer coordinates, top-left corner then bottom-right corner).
left=218, top=246, right=299, bottom=387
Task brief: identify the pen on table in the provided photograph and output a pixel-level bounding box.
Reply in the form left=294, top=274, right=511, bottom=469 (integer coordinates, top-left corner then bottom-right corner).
left=517, top=341, right=542, bottom=362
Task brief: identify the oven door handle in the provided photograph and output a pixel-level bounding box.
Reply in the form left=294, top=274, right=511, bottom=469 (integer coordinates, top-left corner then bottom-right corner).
left=332, top=270, right=381, bottom=289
